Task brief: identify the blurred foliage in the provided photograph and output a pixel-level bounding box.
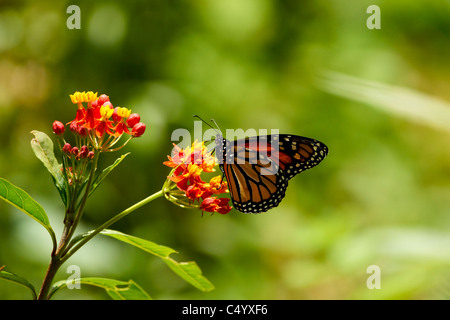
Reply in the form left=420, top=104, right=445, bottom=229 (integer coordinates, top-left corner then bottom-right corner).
left=0, top=0, right=449, bottom=299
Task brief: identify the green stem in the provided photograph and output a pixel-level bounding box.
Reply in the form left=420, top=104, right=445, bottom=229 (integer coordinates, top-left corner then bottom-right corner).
left=38, top=189, right=163, bottom=300
left=58, top=151, right=100, bottom=255
left=61, top=189, right=164, bottom=264
left=37, top=151, right=100, bottom=300
left=37, top=257, right=62, bottom=300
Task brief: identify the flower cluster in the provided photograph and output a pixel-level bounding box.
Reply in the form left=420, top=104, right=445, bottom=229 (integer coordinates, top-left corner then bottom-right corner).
left=52, top=91, right=146, bottom=188
left=163, top=141, right=232, bottom=215
left=55, top=91, right=146, bottom=151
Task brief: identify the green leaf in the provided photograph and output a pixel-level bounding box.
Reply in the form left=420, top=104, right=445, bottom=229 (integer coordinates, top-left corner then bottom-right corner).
left=163, top=259, right=216, bottom=291
left=0, top=177, right=55, bottom=243
left=49, top=277, right=151, bottom=300
left=0, top=269, right=37, bottom=300
left=101, top=229, right=215, bottom=292
left=89, top=153, right=130, bottom=197
left=30, top=130, right=67, bottom=206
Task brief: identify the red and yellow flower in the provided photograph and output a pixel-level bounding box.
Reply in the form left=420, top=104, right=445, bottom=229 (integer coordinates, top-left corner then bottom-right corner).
left=58, top=91, right=146, bottom=152
left=163, top=141, right=232, bottom=215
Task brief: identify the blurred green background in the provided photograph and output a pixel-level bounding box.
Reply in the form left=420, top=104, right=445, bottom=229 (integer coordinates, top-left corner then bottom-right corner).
left=0, top=0, right=449, bottom=300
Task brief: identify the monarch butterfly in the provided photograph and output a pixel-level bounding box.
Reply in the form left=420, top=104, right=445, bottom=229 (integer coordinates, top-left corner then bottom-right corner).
left=216, top=133, right=328, bottom=213
left=194, top=116, right=329, bottom=213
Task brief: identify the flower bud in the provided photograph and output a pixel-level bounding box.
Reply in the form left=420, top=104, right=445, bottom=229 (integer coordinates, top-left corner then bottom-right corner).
left=126, top=113, right=140, bottom=128
left=91, top=99, right=99, bottom=108
left=62, top=143, right=72, bottom=154
left=79, top=145, right=89, bottom=158
left=112, top=108, right=121, bottom=123
left=98, top=94, right=110, bottom=106
left=77, top=125, right=88, bottom=136
left=52, top=121, right=65, bottom=135
left=71, top=147, right=79, bottom=156
left=131, top=122, right=146, bottom=137
left=69, top=122, right=78, bottom=133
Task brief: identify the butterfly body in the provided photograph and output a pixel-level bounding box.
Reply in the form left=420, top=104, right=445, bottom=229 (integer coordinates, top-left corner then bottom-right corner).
left=216, top=134, right=328, bottom=213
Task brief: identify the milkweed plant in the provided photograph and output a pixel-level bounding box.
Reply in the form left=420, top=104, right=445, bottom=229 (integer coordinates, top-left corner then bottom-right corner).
left=0, top=91, right=231, bottom=300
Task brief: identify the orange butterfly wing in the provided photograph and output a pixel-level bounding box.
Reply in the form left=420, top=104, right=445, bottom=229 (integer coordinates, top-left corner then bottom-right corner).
left=218, top=134, right=328, bottom=213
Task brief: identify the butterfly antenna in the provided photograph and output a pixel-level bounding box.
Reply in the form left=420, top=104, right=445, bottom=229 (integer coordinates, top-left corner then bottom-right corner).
left=193, top=115, right=222, bottom=136
left=210, top=118, right=221, bottom=132
left=193, top=115, right=214, bottom=129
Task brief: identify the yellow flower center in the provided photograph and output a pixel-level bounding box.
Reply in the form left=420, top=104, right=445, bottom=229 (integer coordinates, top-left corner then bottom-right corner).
left=70, top=91, right=98, bottom=104
left=116, top=107, right=131, bottom=118
left=100, top=105, right=114, bottom=120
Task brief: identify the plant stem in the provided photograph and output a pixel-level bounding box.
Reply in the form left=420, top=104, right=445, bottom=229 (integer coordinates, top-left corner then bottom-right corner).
left=37, top=189, right=164, bottom=300
left=61, top=189, right=164, bottom=263
left=37, top=256, right=62, bottom=300
left=38, top=145, right=168, bottom=300
left=58, top=151, right=100, bottom=255
left=37, top=151, right=100, bottom=300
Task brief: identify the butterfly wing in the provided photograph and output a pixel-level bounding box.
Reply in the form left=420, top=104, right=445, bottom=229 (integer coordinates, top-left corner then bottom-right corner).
left=219, top=134, right=328, bottom=213
left=275, top=134, right=329, bottom=180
